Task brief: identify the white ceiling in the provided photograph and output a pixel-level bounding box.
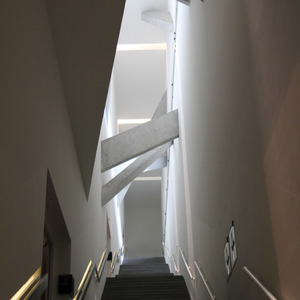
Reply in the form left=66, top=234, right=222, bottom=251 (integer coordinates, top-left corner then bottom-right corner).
left=118, top=0, right=169, bottom=45
left=113, top=0, right=169, bottom=207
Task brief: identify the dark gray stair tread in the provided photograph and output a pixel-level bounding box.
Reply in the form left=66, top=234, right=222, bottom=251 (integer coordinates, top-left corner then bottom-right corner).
left=102, top=296, right=189, bottom=300
left=102, top=276, right=190, bottom=299
left=119, top=264, right=170, bottom=276
left=118, top=271, right=171, bottom=276
left=102, top=293, right=189, bottom=299
left=102, top=257, right=190, bottom=299
left=122, top=257, right=166, bottom=265
left=106, top=275, right=185, bottom=285
left=120, top=264, right=169, bottom=269
left=102, top=293, right=190, bottom=300
left=103, top=276, right=189, bottom=289
left=107, top=275, right=181, bottom=282
left=116, top=273, right=174, bottom=277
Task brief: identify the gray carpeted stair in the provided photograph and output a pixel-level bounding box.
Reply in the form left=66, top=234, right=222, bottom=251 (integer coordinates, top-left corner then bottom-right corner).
left=122, top=257, right=166, bottom=265
left=118, top=263, right=171, bottom=276
left=101, top=257, right=190, bottom=299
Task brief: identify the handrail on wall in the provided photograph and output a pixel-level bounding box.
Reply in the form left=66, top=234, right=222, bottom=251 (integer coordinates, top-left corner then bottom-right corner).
left=12, top=246, right=121, bottom=300
left=73, top=260, right=95, bottom=300
left=178, top=246, right=195, bottom=280
left=163, top=243, right=179, bottom=272
left=164, top=244, right=217, bottom=299
left=11, top=266, right=48, bottom=300
left=117, top=245, right=124, bottom=262
left=110, top=252, right=117, bottom=273
left=110, top=245, right=124, bottom=273
left=243, top=266, right=278, bottom=300
left=95, top=249, right=107, bottom=282
left=194, top=261, right=216, bottom=300
left=163, top=243, right=195, bottom=280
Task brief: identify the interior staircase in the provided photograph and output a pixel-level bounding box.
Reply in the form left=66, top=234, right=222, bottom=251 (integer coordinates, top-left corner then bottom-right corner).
left=101, top=257, right=190, bottom=299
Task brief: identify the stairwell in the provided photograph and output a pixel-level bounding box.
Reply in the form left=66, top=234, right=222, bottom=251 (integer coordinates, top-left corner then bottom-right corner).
left=101, top=257, right=190, bottom=299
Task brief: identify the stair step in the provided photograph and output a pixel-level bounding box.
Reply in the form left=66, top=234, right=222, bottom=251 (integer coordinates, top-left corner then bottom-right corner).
left=101, top=276, right=190, bottom=299
left=116, top=273, right=174, bottom=277
left=119, top=263, right=170, bottom=276
left=101, top=257, right=190, bottom=299
left=122, top=257, right=166, bottom=265
left=105, top=275, right=186, bottom=284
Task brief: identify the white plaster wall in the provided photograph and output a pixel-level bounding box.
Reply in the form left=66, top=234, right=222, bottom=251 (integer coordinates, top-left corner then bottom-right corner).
left=163, top=0, right=299, bottom=299
left=125, top=207, right=162, bottom=258
left=0, top=2, right=122, bottom=299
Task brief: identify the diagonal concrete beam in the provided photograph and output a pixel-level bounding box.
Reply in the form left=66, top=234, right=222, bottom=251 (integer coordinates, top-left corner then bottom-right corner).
left=101, top=110, right=178, bottom=172
left=152, top=91, right=167, bottom=119
left=144, top=154, right=167, bottom=172
left=142, top=10, right=174, bottom=32
left=102, top=142, right=172, bottom=206
left=104, top=92, right=168, bottom=206
left=144, top=91, right=168, bottom=172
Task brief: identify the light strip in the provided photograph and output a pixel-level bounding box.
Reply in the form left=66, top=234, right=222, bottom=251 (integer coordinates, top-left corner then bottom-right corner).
left=117, top=119, right=151, bottom=125
left=117, top=43, right=167, bottom=51
left=134, top=176, right=162, bottom=181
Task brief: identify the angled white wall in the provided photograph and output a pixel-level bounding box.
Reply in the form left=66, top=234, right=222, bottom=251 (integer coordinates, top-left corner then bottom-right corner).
left=164, top=0, right=300, bottom=299
left=124, top=180, right=163, bottom=258
left=0, top=2, right=124, bottom=299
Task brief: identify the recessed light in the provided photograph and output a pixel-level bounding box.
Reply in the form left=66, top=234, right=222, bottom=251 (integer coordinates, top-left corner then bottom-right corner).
left=117, top=43, right=167, bottom=51
left=134, top=177, right=161, bottom=181
left=117, top=119, right=151, bottom=125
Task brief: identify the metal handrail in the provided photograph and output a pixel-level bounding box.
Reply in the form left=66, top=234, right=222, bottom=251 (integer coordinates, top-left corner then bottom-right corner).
left=95, top=249, right=107, bottom=282
left=163, top=243, right=179, bottom=272
left=178, top=247, right=195, bottom=280
left=117, top=245, right=124, bottom=262
left=194, top=261, right=216, bottom=300
left=243, top=266, right=278, bottom=300
left=110, top=251, right=117, bottom=273
left=110, top=245, right=124, bottom=273
left=73, top=260, right=95, bottom=300
left=11, top=266, right=48, bottom=300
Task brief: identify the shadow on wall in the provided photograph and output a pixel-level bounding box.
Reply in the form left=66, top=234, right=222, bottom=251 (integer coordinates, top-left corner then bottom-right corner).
left=44, top=171, right=71, bottom=299
left=244, top=0, right=300, bottom=298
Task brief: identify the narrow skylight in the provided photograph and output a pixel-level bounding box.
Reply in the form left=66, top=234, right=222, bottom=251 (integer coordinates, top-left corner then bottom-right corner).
left=117, top=118, right=151, bottom=125
left=117, top=43, right=167, bottom=51
left=134, top=177, right=162, bottom=181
